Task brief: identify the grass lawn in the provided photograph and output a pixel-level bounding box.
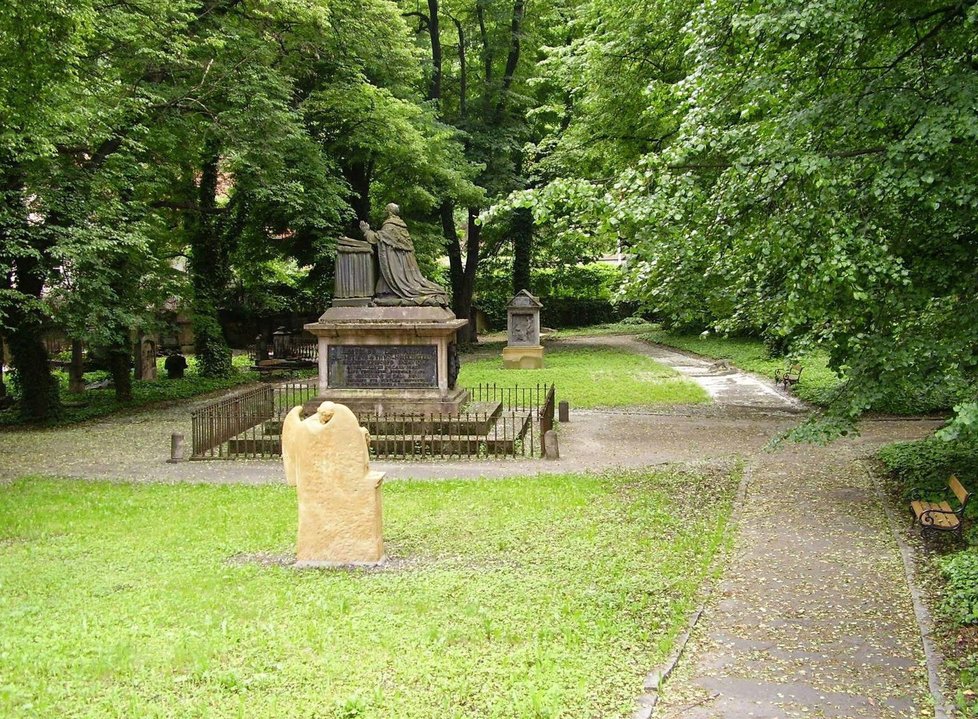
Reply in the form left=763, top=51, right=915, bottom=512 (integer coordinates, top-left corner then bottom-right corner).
left=0, top=355, right=264, bottom=428
left=0, top=469, right=737, bottom=719
left=458, top=345, right=709, bottom=408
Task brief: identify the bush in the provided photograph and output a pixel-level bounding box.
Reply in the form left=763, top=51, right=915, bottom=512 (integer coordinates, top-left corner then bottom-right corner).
left=877, top=435, right=978, bottom=490
left=475, top=263, right=637, bottom=330
left=940, top=550, right=978, bottom=625
left=540, top=297, right=640, bottom=329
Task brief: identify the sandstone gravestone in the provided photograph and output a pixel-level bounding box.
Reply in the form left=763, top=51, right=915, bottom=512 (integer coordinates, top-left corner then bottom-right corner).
left=282, top=401, right=385, bottom=567
left=135, top=335, right=157, bottom=381
left=502, top=290, right=544, bottom=369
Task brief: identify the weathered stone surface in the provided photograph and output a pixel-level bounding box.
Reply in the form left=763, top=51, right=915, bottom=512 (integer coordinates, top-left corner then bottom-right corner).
left=558, top=400, right=569, bottom=422
left=543, top=429, right=559, bottom=460
left=282, top=401, right=385, bottom=566
left=502, top=345, right=544, bottom=369
left=505, top=290, right=544, bottom=368
left=305, top=305, right=469, bottom=415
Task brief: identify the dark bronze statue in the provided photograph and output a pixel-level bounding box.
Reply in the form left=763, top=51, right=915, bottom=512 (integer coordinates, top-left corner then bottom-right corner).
left=334, top=203, right=449, bottom=308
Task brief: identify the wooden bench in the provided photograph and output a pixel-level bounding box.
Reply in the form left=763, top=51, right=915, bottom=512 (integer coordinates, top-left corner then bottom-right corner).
left=774, top=363, right=803, bottom=390
left=910, top=475, right=970, bottom=538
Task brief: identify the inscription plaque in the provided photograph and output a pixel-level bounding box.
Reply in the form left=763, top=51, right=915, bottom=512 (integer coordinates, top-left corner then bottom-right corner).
left=328, top=345, right=438, bottom=389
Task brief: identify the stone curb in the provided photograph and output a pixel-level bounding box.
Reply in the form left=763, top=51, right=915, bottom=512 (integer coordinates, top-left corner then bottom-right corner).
left=632, top=462, right=754, bottom=719
left=865, top=460, right=953, bottom=719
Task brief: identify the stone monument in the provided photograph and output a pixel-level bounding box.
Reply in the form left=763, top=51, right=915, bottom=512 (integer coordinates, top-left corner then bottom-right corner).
left=305, top=203, right=468, bottom=415
left=502, top=290, right=544, bottom=369
left=282, top=401, right=385, bottom=567
left=134, top=335, right=157, bottom=381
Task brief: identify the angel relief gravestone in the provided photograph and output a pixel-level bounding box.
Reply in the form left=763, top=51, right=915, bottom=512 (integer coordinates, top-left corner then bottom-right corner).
left=304, top=203, right=468, bottom=416
left=282, top=401, right=385, bottom=567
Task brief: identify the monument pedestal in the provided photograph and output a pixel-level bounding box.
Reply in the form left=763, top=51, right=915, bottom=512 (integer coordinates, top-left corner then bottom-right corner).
left=502, top=345, right=544, bottom=369
left=304, top=306, right=469, bottom=416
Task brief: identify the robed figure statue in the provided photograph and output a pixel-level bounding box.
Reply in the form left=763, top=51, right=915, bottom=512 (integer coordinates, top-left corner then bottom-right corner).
left=359, top=204, right=450, bottom=308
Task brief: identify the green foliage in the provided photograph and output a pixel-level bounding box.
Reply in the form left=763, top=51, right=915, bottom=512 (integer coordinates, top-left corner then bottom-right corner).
left=193, top=312, right=233, bottom=379
left=522, top=0, right=978, bottom=429
left=459, top=344, right=708, bottom=408
left=939, top=551, right=978, bottom=626
left=476, top=263, right=634, bottom=329
left=0, top=356, right=259, bottom=428
left=878, top=436, right=978, bottom=491
left=0, top=468, right=737, bottom=717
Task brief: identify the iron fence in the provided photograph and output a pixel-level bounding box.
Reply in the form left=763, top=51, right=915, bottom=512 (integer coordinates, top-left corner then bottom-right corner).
left=190, top=381, right=556, bottom=461
left=191, top=384, right=275, bottom=459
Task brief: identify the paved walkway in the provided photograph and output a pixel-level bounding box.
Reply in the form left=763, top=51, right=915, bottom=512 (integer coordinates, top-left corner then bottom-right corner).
left=561, top=334, right=806, bottom=413
left=653, top=425, right=939, bottom=719
left=0, top=335, right=804, bottom=483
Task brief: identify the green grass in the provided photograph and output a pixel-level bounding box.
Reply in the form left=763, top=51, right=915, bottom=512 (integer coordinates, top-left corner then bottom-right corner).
left=458, top=344, right=709, bottom=408
left=0, top=355, right=264, bottom=428
left=0, top=469, right=737, bottom=718
left=641, top=330, right=843, bottom=406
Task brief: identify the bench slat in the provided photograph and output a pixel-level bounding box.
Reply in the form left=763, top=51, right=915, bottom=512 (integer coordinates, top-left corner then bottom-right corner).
left=911, top=500, right=960, bottom=528
left=950, top=475, right=970, bottom=506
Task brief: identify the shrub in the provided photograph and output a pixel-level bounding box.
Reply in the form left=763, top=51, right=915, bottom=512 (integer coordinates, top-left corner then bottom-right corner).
left=877, top=435, right=978, bottom=490
left=939, top=550, right=978, bottom=625
left=475, top=263, right=637, bottom=329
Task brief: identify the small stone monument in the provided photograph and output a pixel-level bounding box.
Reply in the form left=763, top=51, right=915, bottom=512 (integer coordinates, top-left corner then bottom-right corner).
left=134, top=335, right=157, bottom=381
left=502, top=290, right=544, bottom=369
left=282, top=401, right=385, bottom=567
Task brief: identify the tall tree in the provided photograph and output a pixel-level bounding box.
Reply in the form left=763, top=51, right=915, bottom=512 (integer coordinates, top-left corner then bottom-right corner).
left=525, top=0, right=978, bottom=431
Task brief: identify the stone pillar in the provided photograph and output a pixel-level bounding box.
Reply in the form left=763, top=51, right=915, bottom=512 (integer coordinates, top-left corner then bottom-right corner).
left=135, top=335, right=157, bottom=381
left=317, top=336, right=329, bottom=395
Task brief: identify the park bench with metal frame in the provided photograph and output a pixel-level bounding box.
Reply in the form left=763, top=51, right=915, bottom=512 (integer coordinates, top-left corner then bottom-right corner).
left=910, top=475, right=970, bottom=539
left=774, top=363, right=803, bottom=390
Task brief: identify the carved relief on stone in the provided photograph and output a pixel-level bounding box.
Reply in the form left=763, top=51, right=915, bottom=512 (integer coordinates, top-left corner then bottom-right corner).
left=282, top=401, right=385, bottom=566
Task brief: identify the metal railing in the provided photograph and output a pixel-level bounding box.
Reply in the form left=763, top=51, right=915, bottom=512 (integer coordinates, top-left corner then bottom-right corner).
left=191, top=384, right=275, bottom=459
left=539, top=383, right=556, bottom=436
left=190, top=381, right=555, bottom=461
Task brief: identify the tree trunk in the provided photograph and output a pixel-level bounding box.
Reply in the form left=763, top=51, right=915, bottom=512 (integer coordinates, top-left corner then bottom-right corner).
left=343, top=159, right=373, bottom=231
left=511, top=207, right=533, bottom=295
left=1, top=164, right=60, bottom=421
left=453, top=208, right=482, bottom=344
left=441, top=200, right=464, bottom=308
left=69, top=339, right=85, bottom=393
left=107, top=341, right=132, bottom=402
left=189, top=143, right=232, bottom=378
left=426, top=0, right=442, bottom=102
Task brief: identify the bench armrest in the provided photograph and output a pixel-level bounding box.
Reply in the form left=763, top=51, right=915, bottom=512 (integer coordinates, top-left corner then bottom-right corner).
left=920, top=508, right=962, bottom=526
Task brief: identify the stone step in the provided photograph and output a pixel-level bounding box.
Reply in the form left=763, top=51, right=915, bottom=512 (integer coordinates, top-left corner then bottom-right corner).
left=263, top=401, right=505, bottom=437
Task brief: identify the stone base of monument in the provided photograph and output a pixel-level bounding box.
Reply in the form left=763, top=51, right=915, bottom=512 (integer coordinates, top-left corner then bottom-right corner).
left=304, top=306, right=469, bottom=417
left=302, top=386, right=469, bottom=417
left=502, top=345, right=544, bottom=369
